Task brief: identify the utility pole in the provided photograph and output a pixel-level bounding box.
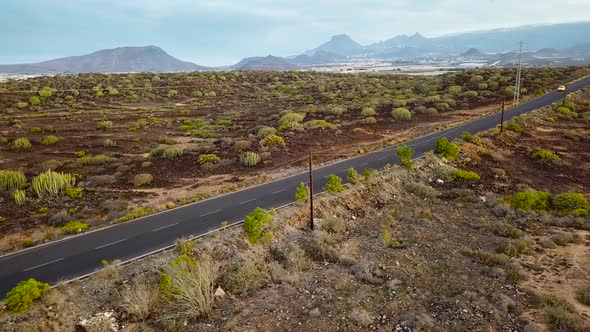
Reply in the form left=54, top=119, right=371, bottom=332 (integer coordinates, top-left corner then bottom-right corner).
left=562, top=87, right=567, bottom=107
left=500, top=98, right=505, bottom=133
left=513, top=41, right=524, bottom=106
left=308, top=150, right=314, bottom=231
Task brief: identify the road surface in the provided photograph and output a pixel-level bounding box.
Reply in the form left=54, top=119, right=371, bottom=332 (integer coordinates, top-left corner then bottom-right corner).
left=1, top=75, right=589, bottom=297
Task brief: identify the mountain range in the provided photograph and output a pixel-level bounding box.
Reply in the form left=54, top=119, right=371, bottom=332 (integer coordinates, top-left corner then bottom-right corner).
left=1, top=21, right=589, bottom=74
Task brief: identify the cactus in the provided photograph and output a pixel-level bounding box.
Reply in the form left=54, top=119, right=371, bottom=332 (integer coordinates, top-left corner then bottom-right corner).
left=12, top=138, right=32, bottom=151
left=240, top=151, right=261, bottom=167
left=0, top=170, right=27, bottom=192
left=31, top=170, right=76, bottom=198
left=162, top=147, right=184, bottom=159
left=11, top=189, right=26, bottom=205
left=41, top=135, right=59, bottom=145
left=197, top=154, right=220, bottom=165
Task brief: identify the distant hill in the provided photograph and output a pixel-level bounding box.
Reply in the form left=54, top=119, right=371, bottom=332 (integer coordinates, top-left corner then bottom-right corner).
left=232, top=55, right=298, bottom=71
left=306, top=34, right=364, bottom=57
left=292, top=50, right=343, bottom=65
left=304, top=21, right=590, bottom=59
left=0, top=46, right=207, bottom=74
left=368, top=33, right=430, bottom=51
left=460, top=48, right=488, bottom=58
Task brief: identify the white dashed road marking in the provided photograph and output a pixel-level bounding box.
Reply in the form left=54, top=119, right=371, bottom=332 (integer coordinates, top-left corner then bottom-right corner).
left=95, top=238, right=127, bottom=250
left=23, top=258, right=64, bottom=272
left=200, top=209, right=222, bottom=217
left=152, top=223, right=179, bottom=232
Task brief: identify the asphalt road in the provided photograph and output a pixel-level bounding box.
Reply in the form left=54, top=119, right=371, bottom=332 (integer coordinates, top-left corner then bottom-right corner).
left=1, top=75, right=589, bottom=297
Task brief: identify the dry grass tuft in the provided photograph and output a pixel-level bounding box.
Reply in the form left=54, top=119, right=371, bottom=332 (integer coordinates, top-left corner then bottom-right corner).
left=121, top=275, right=160, bottom=321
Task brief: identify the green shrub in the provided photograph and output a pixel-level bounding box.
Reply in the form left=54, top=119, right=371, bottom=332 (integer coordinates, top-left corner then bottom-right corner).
left=61, top=221, right=89, bottom=234
left=278, top=112, right=305, bottom=130
left=0, top=170, right=27, bottom=192
left=452, top=170, right=480, bottom=181
left=460, top=131, right=480, bottom=144
left=540, top=295, right=581, bottom=331
left=175, top=238, right=194, bottom=256
left=361, top=107, right=376, bottom=117
left=434, top=138, right=459, bottom=159
left=396, top=145, right=414, bottom=170
left=243, top=208, right=275, bottom=244
left=262, top=134, right=285, bottom=148
left=553, top=193, right=590, bottom=212
left=448, top=85, right=462, bottom=94
left=17, top=101, right=28, bottom=109
left=63, top=187, right=83, bottom=199
left=391, top=107, right=412, bottom=121
left=556, top=106, right=577, bottom=118
left=133, top=173, right=153, bottom=187
left=240, top=151, right=261, bottom=167
left=117, top=207, right=152, bottom=223
left=103, top=139, right=116, bottom=148
left=4, top=278, right=50, bottom=313
left=30, top=127, right=42, bottom=133
left=11, top=189, right=26, bottom=205
left=347, top=168, right=359, bottom=185
left=487, top=221, right=523, bottom=239
left=29, top=96, right=41, bottom=105
left=97, top=120, right=113, bottom=130
left=162, top=147, right=184, bottom=159
left=39, top=86, right=52, bottom=98
left=191, top=129, right=215, bottom=138
left=41, top=135, right=59, bottom=145
left=505, top=191, right=552, bottom=211
left=12, top=138, right=32, bottom=151
left=197, top=154, right=220, bottom=165
left=257, top=126, right=276, bottom=138
left=576, top=287, right=590, bottom=305
left=504, top=122, right=523, bottom=133
left=478, top=251, right=510, bottom=266
left=295, top=182, right=308, bottom=202
left=362, top=168, right=375, bottom=179
left=304, top=119, right=336, bottom=129
left=31, top=170, right=76, bottom=198
left=531, top=150, right=560, bottom=162
left=324, top=174, right=343, bottom=193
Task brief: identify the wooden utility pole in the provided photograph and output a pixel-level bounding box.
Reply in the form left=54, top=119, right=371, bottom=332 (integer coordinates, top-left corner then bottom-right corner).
left=562, top=88, right=567, bottom=107
left=308, top=150, right=314, bottom=231
left=500, top=98, right=505, bottom=133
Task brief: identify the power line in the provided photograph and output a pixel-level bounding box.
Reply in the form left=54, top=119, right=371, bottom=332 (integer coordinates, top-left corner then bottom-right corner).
left=513, top=41, right=525, bottom=106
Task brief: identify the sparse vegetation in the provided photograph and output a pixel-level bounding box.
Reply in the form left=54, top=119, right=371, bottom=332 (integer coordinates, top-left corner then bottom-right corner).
left=12, top=137, right=32, bottom=151
left=531, top=150, right=560, bottom=162
left=452, top=169, right=481, bottom=181
left=0, top=170, right=27, bottom=192
left=347, top=168, right=359, bottom=185
left=396, top=145, right=414, bottom=170
left=41, top=135, right=59, bottom=145
left=295, top=182, right=309, bottom=202
left=31, top=170, right=76, bottom=198
left=4, top=278, right=50, bottom=314
left=243, top=208, right=275, bottom=244
left=324, top=174, right=344, bottom=193
left=434, top=137, right=459, bottom=159
left=133, top=173, right=153, bottom=187
left=61, top=221, right=89, bottom=234
left=240, top=151, right=261, bottom=167
left=391, top=107, right=412, bottom=121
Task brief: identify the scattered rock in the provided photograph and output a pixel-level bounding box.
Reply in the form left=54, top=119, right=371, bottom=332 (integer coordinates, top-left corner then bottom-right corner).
left=309, top=307, right=321, bottom=318
left=349, top=308, right=372, bottom=327
left=214, top=286, right=226, bottom=297
left=77, top=311, right=118, bottom=332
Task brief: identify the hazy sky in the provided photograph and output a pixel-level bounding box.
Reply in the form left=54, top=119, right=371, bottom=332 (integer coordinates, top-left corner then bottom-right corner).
left=1, top=0, right=589, bottom=66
